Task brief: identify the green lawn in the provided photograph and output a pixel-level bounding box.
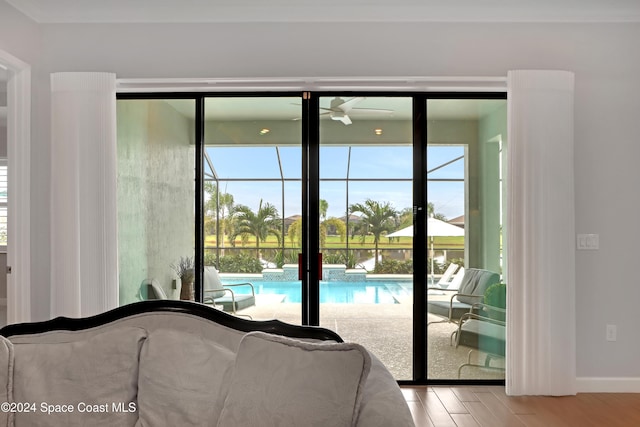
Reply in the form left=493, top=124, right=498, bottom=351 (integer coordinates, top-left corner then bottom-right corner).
left=206, top=234, right=464, bottom=250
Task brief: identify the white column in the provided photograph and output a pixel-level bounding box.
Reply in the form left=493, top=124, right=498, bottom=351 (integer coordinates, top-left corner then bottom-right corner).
left=506, top=70, right=576, bottom=395
left=50, top=72, right=118, bottom=318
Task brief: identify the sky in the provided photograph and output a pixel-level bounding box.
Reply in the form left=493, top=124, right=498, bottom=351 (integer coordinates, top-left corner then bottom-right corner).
left=205, top=144, right=465, bottom=221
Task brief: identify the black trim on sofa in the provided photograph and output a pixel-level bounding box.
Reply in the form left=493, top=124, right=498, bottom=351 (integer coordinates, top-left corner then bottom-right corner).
left=0, top=300, right=344, bottom=343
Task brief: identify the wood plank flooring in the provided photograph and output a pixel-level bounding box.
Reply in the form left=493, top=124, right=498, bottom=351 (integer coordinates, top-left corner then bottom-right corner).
left=401, top=386, right=640, bottom=427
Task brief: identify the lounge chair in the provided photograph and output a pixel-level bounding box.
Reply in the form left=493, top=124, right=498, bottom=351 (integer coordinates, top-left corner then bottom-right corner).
left=137, top=278, right=168, bottom=300
left=454, top=303, right=506, bottom=377
left=427, top=268, right=500, bottom=327
left=434, top=262, right=460, bottom=288
left=204, top=267, right=256, bottom=317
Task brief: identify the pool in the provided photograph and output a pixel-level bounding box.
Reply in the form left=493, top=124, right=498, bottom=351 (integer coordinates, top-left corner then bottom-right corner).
left=222, top=278, right=412, bottom=304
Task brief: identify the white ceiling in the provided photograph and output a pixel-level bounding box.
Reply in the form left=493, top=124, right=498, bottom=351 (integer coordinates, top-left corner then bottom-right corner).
left=6, top=0, right=640, bottom=23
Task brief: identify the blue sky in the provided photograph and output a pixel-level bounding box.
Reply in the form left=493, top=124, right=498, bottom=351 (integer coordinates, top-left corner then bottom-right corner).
left=206, top=144, right=465, bottom=221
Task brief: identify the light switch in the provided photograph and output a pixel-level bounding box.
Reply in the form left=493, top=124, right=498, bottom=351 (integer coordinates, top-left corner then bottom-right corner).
left=577, top=234, right=599, bottom=250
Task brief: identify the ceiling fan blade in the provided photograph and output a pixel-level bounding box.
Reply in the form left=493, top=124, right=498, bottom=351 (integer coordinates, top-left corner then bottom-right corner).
left=336, top=96, right=365, bottom=113
left=350, top=107, right=394, bottom=115
left=340, top=115, right=352, bottom=125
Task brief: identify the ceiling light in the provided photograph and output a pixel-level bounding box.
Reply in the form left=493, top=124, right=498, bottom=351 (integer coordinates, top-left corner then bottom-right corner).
left=374, top=128, right=383, bottom=135
left=259, top=128, right=270, bottom=135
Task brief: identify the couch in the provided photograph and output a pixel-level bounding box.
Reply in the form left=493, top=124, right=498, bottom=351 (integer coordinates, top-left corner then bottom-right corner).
left=0, top=300, right=414, bottom=427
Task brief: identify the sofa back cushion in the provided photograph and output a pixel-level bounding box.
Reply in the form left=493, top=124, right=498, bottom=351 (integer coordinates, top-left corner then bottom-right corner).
left=217, top=331, right=370, bottom=427
left=456, top=268, right=500, bottom=305
left=135, top=329, right=236, bottom=427
left=11, top=326, right=147, bottom=427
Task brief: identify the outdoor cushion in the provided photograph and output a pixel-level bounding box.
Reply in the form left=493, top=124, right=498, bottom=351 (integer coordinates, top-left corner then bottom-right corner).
left=12, top=326, right=147, bottom=427
left=136, top=329, right=236, bottom=427
left=204, top=266, right=225, bottom=299
left=217, top=331, right=371, bottom=427
left=204, top=267, right=255, bottom=312
left=427, top=300, right=482, bottom=321
left=428, top=268, right=500, bottom=322
left=455, top=268, right=500, bottom=305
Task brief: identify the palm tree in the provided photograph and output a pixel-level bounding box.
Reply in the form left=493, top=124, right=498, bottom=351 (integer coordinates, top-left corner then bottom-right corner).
left=319, top=199, right=329, bottom=221
left=349, top=199, right=398, bottom=270
left=232, top=199, right=281, bottom=261
left=427, top=202, right=447, bottom=221
left=204, top=182, right=235, bottom=252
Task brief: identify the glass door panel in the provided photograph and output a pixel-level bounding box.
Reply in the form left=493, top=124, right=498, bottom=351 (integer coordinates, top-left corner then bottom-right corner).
left=319, top=96, right=414, bottom=380
left=426, top=98, right=507, bottom=380
left=117, top=99, right=196, bottom=304
left=204, top=97, right=303, bottom=323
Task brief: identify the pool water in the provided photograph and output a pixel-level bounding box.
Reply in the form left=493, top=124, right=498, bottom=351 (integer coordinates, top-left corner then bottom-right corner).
left=223, top=279, right=412, bottom=304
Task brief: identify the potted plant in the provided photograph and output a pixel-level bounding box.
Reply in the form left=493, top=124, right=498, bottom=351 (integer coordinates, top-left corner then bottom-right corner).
left=172, top=256, right=194, bottom=300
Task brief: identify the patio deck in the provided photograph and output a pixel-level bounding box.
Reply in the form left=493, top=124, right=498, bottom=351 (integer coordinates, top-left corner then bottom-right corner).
left=238, top=296, right=505, bottom=381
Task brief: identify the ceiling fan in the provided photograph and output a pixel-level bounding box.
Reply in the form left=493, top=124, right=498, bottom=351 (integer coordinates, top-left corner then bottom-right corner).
left=321, top=96, right=394, bottom=125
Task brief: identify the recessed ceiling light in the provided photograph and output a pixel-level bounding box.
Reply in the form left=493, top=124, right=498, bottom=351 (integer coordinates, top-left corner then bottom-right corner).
left=374, top=128, right=383, bottom=135
left=259, top=128, right=270, bottom=135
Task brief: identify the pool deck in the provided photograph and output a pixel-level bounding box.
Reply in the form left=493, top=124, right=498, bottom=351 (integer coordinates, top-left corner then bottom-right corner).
left=238, top=294, right=504, bottom=381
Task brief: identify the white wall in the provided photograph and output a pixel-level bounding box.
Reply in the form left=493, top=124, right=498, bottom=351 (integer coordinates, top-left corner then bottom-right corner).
left=5, top=13, right=640, bottom=383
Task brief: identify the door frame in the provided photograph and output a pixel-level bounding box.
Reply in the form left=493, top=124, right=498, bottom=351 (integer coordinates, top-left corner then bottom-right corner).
left=0, top=49, right=31, bottom=324
left=115, top=85, right=509, bottom=385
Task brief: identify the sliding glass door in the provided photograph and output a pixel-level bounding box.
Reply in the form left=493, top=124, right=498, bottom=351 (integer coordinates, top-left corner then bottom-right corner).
left=203, top=96, right=303, bottom=324
left=116, top=98, right=196, bottom=303
left=318, top=96, right=414, bottom=380
left=116, top=91, right=507, bottom=383
left=426, top=98, right=507, bottom=381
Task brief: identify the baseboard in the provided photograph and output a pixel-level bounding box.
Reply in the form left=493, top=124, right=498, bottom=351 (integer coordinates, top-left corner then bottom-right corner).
left=576, top=377, right=640, bottom=393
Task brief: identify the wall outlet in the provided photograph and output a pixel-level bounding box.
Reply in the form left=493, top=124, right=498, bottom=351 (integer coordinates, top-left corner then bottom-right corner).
left=577, top=234, right=599, bottom=250
left=606, top=324, right=617, bottom=342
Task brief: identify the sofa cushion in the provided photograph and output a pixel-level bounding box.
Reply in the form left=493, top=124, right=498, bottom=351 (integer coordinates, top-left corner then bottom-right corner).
left=135, top=329, right=236, bottom=427
left=217, top=331, right=371, bottom=427
left=12, top=326, right=146, bottom=427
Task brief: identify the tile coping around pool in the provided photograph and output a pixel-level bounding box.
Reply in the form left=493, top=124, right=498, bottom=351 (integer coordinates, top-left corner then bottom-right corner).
left=218, top=272, right=414, bottom=281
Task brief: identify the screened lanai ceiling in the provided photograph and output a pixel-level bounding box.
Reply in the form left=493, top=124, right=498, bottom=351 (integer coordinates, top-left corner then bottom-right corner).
left=167, top=97, right=505, bottom=121
left=165, top=97, right=505, bottom=147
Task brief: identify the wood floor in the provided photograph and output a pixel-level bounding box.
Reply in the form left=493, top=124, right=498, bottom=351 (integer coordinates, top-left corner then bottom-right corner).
left=401, top=386, right=640, bottom=427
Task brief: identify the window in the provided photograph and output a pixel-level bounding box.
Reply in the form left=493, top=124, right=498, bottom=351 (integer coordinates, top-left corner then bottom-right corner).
left=0, top=159, right=7, bottom=249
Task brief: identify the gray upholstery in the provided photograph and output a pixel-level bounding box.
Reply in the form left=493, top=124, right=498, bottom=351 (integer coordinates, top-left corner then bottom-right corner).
left=456, top=269, right=501, bottom=305
left=427, top=268, right=500, bottom=322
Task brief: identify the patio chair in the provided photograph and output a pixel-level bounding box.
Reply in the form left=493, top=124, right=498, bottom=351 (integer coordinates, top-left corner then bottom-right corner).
left=203, top=267, right=256, bottom=318
left=454, top=303, right=506, bottom=378
left=137, top=278, right=168, bottom=300
left=427, top=268, right=500, bottom=327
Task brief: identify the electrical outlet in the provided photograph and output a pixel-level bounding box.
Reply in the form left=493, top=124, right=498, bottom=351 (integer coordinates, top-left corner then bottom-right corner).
left=577, top=234, right=599, bottom=250
left=606, top=324, right=617, bottom=342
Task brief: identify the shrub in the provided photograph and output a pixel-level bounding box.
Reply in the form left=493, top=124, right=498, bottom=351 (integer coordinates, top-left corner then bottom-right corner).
left=374, top=259, right=413, bottom=274
left=216, top=253, right=263, bottom=273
